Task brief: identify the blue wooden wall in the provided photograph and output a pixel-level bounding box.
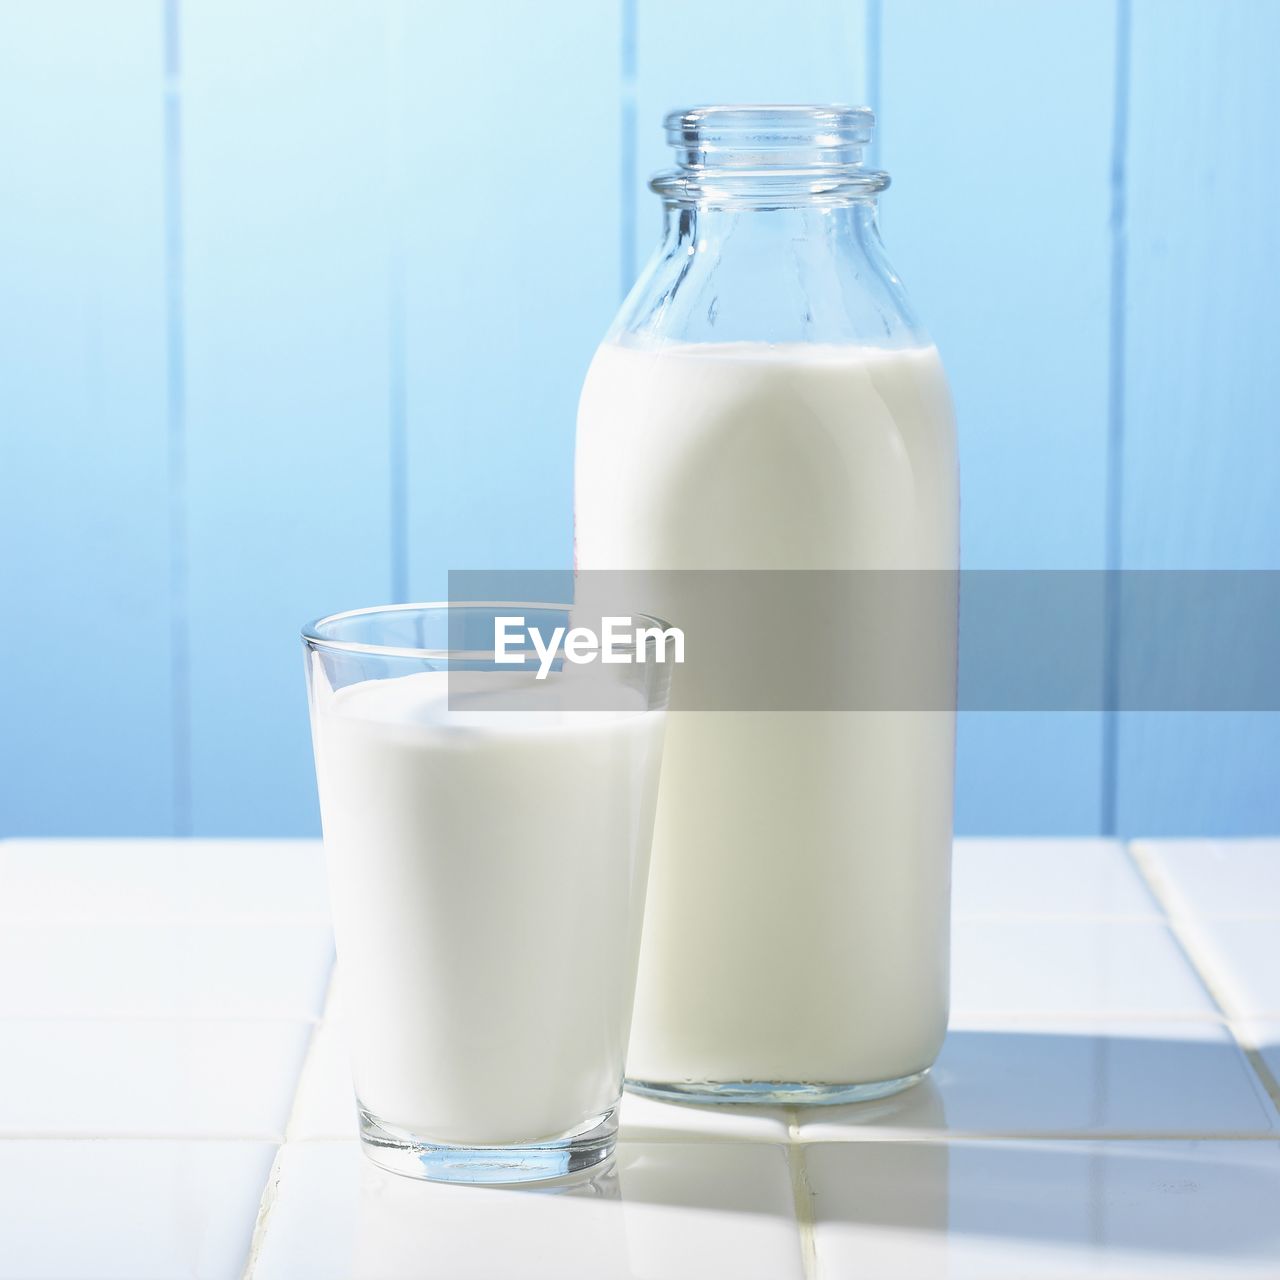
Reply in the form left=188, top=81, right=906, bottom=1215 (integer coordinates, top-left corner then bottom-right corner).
left=1, top=0, right=1276, bottom=838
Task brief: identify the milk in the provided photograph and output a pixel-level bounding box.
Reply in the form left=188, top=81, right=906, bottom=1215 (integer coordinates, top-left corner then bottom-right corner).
left=575, top=340, right=958, bottom=1090
left=309, top=669, right=665, bottom=1144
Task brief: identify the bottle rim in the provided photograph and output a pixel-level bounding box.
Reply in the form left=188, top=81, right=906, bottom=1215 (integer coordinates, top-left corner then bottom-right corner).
left=654, top=104, right=889, bottom=204
left=664, top=104, right=874, bottom=152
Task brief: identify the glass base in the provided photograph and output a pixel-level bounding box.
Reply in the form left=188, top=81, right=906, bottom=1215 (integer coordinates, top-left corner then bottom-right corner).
left=357, top=1102, right=618, bottom=1185
left=624, top=1068, right=929, bottom=1108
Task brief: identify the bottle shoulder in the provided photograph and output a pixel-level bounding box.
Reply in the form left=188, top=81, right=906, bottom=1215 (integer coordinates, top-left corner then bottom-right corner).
left=609, top=204, right=929, bottom=349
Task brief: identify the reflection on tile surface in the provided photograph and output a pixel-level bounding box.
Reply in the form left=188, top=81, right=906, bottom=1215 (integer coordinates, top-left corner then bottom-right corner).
left=796, top=1020, right=1276, bottom=1138
left=0, top=1018, right=310, bottom=1137
left=1241, top=1022, right=1280, bottom=1107
left=253, top=1141, right=803, bottom=1280
left=619, top=1090, right=791, bottom=1143
left=0, top=1139, right=274, bottom=1280
left=806, top=1139, right=1280, bottom=1277
left=953, top=839, right=1158, bottom=918
left=1185, top=918, right=1280, bottom=1018
left=952, top=919, right=1214, bottom=1016
left=1136, top=840, right=1280, bottom=919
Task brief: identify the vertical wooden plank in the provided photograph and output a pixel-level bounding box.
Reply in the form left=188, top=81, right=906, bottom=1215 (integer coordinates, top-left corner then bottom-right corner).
left=632, top=0, right=870, bottom=271
left=183, top=0, right=393, bottom=833
left=1117, top=0, right=1280, bottom=834
left=0, top=3, right=173, bottom=834
left=401, top=3, right=623, bottom=600
left=880, top=0, right=1118, bottom=833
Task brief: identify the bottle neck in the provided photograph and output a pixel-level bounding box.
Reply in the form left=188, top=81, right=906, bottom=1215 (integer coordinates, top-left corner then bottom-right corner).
left=654, top=201, right=888, bottom=287
left=608, top=105, right=921, bottom=348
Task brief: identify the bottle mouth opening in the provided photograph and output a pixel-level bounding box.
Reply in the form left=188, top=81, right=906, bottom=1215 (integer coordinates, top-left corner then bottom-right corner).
left=655, top=104, right=888, bottom=203
left=665, top=104, right=873, bottom=162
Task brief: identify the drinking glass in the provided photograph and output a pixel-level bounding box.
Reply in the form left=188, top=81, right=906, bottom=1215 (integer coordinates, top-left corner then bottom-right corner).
left=303, top=603, right=671, bottom=1183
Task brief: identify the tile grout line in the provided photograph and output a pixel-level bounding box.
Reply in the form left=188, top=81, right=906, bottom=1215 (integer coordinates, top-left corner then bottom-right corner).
left=785, top=1111, right=822, bottom=1279
left=239, top=1146, right=286, bottom=1280
left=0, top=1132, right=292, bottom=1143
left=960, top=910, right=1280, bottom=923
left=792, top=1129, right=1280, bottom=1145
left=239, top=958, right=337, bottom=1279
left=0, top=915, right=333, bottom=925
left=0, top=1013, right=325, bottom=1025
left=948, top=1010, right=1227, bottom=1024
left=1126, top=841, right=1280, bottom=1118
left=0, top=1126, right=1275, bottom=1147
left=952, top=910, right=1167, bottom=923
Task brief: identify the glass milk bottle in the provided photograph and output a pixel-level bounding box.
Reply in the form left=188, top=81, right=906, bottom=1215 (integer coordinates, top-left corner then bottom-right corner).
left=575, top=106, right=958, bottom=1103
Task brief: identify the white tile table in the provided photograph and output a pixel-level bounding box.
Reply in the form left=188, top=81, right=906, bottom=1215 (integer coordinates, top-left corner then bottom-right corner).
left=0, top=837, right=1276, bottom=1278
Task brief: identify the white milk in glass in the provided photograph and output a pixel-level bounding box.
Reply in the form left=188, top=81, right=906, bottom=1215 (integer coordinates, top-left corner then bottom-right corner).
left=310, top=669, right=665, bottom=1144
left=576, top=340, right=958, bottom=1091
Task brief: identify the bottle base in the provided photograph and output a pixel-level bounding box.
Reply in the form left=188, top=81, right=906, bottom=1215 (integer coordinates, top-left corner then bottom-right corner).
left=624, top=1068, right=929, bottom=1108
left=357, top=1102, right=617, bottom=1185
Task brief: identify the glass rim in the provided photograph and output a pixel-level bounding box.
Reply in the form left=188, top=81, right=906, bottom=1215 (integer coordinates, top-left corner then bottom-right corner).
left=301, top=601, right=676, bottom=662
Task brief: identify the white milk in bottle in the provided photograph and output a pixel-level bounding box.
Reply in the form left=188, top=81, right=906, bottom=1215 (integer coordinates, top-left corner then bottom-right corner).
left=575, top=107, right=958, bottom=1102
